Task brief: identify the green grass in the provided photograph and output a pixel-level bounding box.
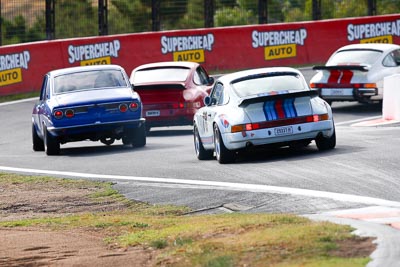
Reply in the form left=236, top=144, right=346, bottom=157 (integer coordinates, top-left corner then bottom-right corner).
left=0, top=173, right=373, bottom=267
left=0, top=91, right=39, bottom=103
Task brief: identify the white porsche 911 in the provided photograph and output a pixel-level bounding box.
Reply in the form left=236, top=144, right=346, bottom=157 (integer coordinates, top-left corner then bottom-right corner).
left=193, top=67, right=336, bottom=163
left=310, top=43, right=400, bottom=104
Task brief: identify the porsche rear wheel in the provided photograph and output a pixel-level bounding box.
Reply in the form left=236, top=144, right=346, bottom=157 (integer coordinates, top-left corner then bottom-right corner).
left=32, top=124, right=44, bottom=151
left=194, top=125, right=213, bottom=160
left=44, top=128, right=60, bottom=155
left=214, top=124, right=235, bottom=164
left=316, top=130, right=336, bottom=151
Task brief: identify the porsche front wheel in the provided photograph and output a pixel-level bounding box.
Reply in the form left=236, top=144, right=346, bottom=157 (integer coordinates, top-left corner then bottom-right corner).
left=213, top=124, right=235, bottom=164
left=194, top=125, right=213, bottom=160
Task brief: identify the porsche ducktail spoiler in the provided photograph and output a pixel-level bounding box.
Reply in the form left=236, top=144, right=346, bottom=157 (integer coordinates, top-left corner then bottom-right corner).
left=312, top=65, right=368, bottom=72
left=239, top=90, right=318, bottom=107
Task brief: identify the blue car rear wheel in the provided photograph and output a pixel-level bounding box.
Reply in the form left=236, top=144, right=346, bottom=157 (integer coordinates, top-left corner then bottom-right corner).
left=32, top=124, right=44, bottom=151
left=44, top=127, right=60, bottom=155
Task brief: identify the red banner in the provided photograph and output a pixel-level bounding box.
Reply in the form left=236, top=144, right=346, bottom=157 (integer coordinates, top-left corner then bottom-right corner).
left=1, top=14, right=400, bottom=96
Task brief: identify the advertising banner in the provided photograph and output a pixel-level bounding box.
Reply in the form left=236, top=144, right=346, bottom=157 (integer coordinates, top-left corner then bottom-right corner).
left=1, top=14, right=399, bottom=96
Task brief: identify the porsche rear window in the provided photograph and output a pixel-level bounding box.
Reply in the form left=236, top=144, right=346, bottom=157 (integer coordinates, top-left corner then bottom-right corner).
left=327, top=49, right=382, bottom=66
left=232, top=74, right=307, bottom=98
left=132, top=67, right=190, bottom=83
left=54, top=69, right=128, bottom=94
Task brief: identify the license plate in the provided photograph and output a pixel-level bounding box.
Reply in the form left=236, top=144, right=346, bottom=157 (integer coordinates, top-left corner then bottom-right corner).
left=321, top=88, right=353, bottom=96
left=274, top=126, right=293, bottom=136
left=146, top=110, right=160, bottom=117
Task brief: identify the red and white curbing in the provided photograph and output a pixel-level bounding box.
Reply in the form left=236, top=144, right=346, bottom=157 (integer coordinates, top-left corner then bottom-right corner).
left=322, top=206, right=400, bottom=231
left=352, top=118, right=400, bottom=127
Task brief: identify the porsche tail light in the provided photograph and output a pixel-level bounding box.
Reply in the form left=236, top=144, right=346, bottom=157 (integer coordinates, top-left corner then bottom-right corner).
left=354, top=83, right=377, bottom=88
left=65, top=109, right=74, bottom=118
left=310, top=83, right=377, bottom=89
left=53, top=110, right=63, bottom=119
left=231, top=114, right=329, bottom=133
left=119, top=103, right=128, bottom=113
left=129, top=102, right=139, bottom=111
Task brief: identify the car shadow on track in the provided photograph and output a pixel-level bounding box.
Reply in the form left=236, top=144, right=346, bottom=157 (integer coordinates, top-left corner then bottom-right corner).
left=331, top=102, right=382, bottom=115
left=147, top=128, right=193, bottom=137
left=233, top=143, right=364, bottom=164
left=58, top=144, right=145, bottom=157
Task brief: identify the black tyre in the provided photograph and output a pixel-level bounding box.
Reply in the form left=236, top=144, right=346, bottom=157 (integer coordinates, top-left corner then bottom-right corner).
left=194, top=125, right=213, bottom=160
left=316, top=129, right=336, bottom=151
left=214, top=124, right=235, bottom=164
left=132, top=123, right=146, bottom=148
left=101, top=137, right=115, bottom=146
left=44, top=128, right=60, bottom=155
left=145, top=125, right=151, bottom=135
left=32, top=124, right=44, bottom=151
left=122, top=129, right=134, bottom=145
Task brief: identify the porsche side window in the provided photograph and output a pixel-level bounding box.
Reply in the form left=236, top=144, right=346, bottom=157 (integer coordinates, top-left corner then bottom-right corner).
left=382, top=50, right=400, bottom=67
left=194, top=67, right=209, bottom=85
left=210, top=83, right=224, bottom=105
left=392, top=49, right=400, bottom=66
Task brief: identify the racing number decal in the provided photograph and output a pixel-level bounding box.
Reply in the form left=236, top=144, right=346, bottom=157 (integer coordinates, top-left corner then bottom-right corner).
left=202, top=111, right=208, bottom=133
left=263, top=98, right=297, bottom=121
left=328, top=70, right=354, bottom=84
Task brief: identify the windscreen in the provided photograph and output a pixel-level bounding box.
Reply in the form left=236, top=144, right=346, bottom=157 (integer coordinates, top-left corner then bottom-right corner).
left=327, top=49, right=382, bottom=66
left=232, top=73, right=307, bottom=98
left=54, top=69, right=128, bottom=94
left=132, top=67, right=190, bottom=83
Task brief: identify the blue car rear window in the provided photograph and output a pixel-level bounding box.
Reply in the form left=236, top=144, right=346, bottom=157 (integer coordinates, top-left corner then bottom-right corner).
left=54, top=69, right=128, bottom=94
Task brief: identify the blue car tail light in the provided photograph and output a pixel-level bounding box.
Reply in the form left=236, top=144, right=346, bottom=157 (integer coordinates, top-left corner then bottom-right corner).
left=53, top=110, right=63, bottom=119
left=65, top=109, right=75, bottom=118
left=129, top=102, right=139, bottom=111
left=119, top=103, right=128, bottom=113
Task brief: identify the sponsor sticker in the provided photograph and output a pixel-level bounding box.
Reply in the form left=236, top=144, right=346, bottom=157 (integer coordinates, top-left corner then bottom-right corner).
left=360, top=35, right=393, bottom=43
left=0, top=68, right=22, bottom=86
left=161, top=34, right=214, bottom=63
left=173, top=49, right=205, bottom=63
left=80, top=56, right=111, bottom=66
left=264, top=44, right=297, bottom=60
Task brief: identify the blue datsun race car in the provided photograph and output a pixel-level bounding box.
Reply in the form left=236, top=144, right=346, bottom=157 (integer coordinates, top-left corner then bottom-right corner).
left=193, top=67, right=336, bottom=163
left=32, top=64, right=146, bottom=155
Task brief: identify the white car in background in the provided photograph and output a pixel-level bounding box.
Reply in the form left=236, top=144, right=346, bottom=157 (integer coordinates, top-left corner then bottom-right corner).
left=310, top=43, right=400, bottom=104
left=193, top=67, right=336, bottom=164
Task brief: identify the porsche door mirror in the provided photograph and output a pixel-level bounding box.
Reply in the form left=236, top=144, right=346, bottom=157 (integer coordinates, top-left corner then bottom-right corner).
left=204, top=96, right=212, bottom=106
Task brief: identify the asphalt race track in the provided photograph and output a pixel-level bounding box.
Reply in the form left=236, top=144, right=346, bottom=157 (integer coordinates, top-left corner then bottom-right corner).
left=1, top=68, right=400, bottom=265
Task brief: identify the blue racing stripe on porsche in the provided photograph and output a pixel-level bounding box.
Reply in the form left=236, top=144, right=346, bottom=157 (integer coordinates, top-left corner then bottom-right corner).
left=263, top=98, right=297, bottom=121
left=264, top=101, right=276, bottom=121
left=284, top=98, right=297, bottom=118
